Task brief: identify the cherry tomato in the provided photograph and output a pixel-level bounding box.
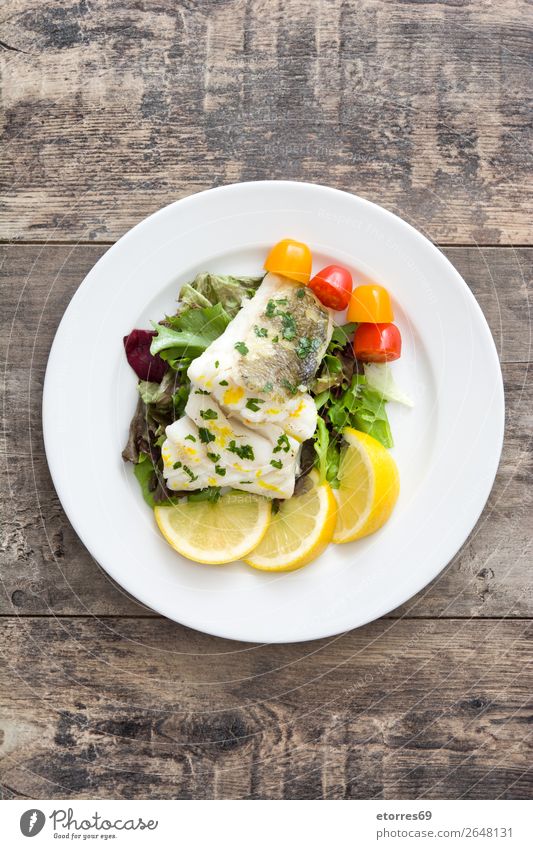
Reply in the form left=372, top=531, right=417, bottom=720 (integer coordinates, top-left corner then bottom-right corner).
left=264, top=238, right=312, bottom=284
left=353, top=323, right=402, bottom=362
left=308, top=265, right=353, bottom=310
left=347, top=284, right=394, bottom=323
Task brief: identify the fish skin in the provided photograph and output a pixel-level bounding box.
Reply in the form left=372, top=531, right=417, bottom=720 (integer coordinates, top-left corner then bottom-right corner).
left=238, top=276, right=333, bottom=396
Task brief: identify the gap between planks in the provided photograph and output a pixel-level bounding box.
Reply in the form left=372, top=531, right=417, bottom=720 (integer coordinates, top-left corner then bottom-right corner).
left=0, top=614, right=531, bottom=621
left=0, top=240, right=532, bottom=249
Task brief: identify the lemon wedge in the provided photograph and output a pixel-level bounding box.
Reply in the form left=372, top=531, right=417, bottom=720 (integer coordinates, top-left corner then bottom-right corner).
left=154, top=492, right=271, bottom=565
left=333, top=427, right=399, bottom=544
left=246, top=469, right=337, bottom=572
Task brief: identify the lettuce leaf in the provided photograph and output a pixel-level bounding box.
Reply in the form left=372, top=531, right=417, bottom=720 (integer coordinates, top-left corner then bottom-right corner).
left=313, top=417, right=341, bottom=487
left=364, top=362, right=414, bottom=407
left=179, top=273, right=263, bottom=318
left=312, top=323, right=357, bottom=393
left=328, top=322, right=357, bottom=352
left=322, top=374, right=393, bottom=449
left=133, top=452, right=160, bottom=507
left=150, top=303, right=231, bottom=367
left=133, top=452, right=176, bottom=507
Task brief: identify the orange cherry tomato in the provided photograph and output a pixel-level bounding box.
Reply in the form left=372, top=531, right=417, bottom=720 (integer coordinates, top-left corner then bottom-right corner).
left=347, top=284, right=394, bottom=323
left=353, top=323, right=402, bottom=362
left=264, top=239, right=312, bottom=284
left=308, top=265, right=353, bottom=311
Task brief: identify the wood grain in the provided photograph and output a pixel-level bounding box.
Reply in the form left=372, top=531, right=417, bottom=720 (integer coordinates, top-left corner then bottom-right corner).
left=1, top=245, right=532, bottom=618
left=1, top=0, right=531, bottom=243
left=0, top=618, right=530, bottom=799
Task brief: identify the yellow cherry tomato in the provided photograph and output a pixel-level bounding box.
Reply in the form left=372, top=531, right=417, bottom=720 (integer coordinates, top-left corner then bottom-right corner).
left=347, top=284, right=394, bottom=323
left=264, top=239, right=312, bottom=284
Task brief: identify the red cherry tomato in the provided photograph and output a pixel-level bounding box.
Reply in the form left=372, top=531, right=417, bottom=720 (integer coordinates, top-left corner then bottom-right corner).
left=308, top=265, right=353, bottom=311
left=353, top=323, right=402, bottom=362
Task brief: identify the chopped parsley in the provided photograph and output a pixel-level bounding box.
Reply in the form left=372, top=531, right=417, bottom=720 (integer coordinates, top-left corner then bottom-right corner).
left=271, top=335, right=279, bottom=343
left=239, top=480, right=252, bottom=485
left=207, top=452, right=221, bottom=463
left=263, top=381, right=273, bottom=393
left=254, top=325, right=268, bottom=337
left=183, top=464, right=198, bottom=482
left=265, top=299, right=296, bottom=340
left=265, top=297, right=288, bottom=318
left=200, top=408, right=218, bottom=420
left=215, top=360, right=219, bottom=368
left=173, top=460, right=182, bottom=470
left=234, top=341, right=249, bottom=355
left=281, top=312, right=297, bottom=340
left=296, top=288, right=306, bottom=299
left=245, top=397, right=265, bottom=412
left=184, top=434, right=196, bottom=442
left=198, top=427, right=216, bottom=444
left=265, top=299, right=277, bottom=318
left=194, top=388, right=210, bottom=395
left=219, top=379, right=229, bottom=386
left=270, top=459, right=283, bottom=469
left=273, top=434, right=291, bottom=454
left=281, top=378, right=298, bottom=395
left=228, top=440, right=255, bottom=461
left=296, top=336, right=321, bottom=359
left=215, top=465, right=226, bottom=476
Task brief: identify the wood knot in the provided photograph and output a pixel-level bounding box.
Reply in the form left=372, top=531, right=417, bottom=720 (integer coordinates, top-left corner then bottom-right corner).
left=188, top=712, right=250, bottom=752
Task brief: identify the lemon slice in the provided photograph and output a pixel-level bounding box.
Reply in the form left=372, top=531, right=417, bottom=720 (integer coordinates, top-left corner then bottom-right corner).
left=154, top=492, right=271, bottom=565
left=333, top=427, right=399, bottom=544
left=246, top=469, right=337, bottom=572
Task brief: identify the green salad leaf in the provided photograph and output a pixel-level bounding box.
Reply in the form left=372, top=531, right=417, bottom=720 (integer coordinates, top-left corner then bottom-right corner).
left=328, top=322, right=357, bottom=352
left=313, top=417, right=342, bottom=487
left=312, top=323, right=357, bottom=393
left=364, top=362, right=413, bottom=407
left=179, top=272, right=263, bottom=318
left=326, top=374, right=393, bottom=448
left=150, top=303, right=231, bottom=366
left=133, top=452, right=176, bottom=508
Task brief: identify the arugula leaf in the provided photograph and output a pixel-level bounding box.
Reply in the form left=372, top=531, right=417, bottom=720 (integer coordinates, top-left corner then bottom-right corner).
left=150, top=303, right=231, bottom=365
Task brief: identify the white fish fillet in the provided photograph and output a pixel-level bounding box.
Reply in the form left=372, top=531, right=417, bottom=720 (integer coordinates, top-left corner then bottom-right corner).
left=162, top=273, right=332, bottom=498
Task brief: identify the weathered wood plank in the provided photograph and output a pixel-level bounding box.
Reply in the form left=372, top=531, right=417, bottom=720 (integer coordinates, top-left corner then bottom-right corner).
left=1, top=245, right=532, bottom=617
left=0, top=618, right=530, bottom=799
left=0, top=1, right=531, bottom=243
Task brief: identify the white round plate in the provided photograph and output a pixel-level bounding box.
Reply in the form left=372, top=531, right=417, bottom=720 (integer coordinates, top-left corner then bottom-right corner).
left=43, top=181, right=504, bottom=643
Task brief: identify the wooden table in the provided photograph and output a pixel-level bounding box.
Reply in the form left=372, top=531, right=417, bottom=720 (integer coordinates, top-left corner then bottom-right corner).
left=1, top=1, right=531, bottom=800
